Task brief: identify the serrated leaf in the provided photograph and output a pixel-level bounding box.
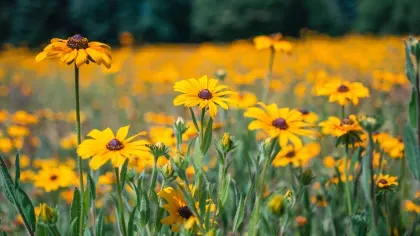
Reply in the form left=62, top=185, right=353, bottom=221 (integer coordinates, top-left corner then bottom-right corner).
left=119, top=159, right=129, bottom=191
left=96, top=209, right=105, bottom=236
left=70, top=188, right=81, bottom=236
left=16, top=187, right=36, bottom=232
left=409, top=90, right=418, bottom=129
left=14, top=152, right=20, bottom=189
left=403, top=123, right=420, bottom=180
left=0, top=156, right=15, bottom=204
left=87, top=173, right=96, bottom=201
left=233, top=196, right=245, bottom=233
left=128, top=205, right=137, bottom=236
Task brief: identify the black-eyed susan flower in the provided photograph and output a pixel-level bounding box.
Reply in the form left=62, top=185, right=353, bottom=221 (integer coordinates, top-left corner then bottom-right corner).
left=317, top=79, right=369, bottom=106
left=77, top=125, right=149, bottom=170
left=230, top=91, right=257, bottom=109
left=34, top=166, right=76, bottom=192
left=318, top=115, right=362, bottom=137
left=376, top=174, right=398, bottom=190
left=404, top=200, right=420, bottom=214
left=158, top=185, right=214, bottom=232
left=253, top=33, right=292, bottom=53
left=297, top=109, right=319, bottom=124
left=272, top=143, right=320, bottom=167
left=35, top=34, right=112, bottom=68
left=244, top=103, right=316, bottom=148
left=173, top=75, right=235, bottom=118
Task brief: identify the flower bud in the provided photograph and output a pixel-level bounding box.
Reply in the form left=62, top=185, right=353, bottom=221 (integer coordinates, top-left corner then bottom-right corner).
left=351, top=212, right=368, bottom=236
left=176, top=117, right=185, bottom=126
left=39, top=203, right=57, bottom=224
left=147, top=142, right=170, bottom=158
left=268, top=194, right=285, bottom=216
left=221, top=132, right=235, bottom=153
left=359, top=115, right=383, bottom=133
left=126, top=169, right=136, bottom=183
left=214, top=69, right=227, bottom=81
left=160, top=162, right=174, bottom=179
left=299, top=169, right=315, bottom=186
left=284, top=189, right=293, bottom=203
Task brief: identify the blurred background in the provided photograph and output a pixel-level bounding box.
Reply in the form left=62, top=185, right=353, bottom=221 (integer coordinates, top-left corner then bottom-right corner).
left=1, top=0, right=420, bottom=46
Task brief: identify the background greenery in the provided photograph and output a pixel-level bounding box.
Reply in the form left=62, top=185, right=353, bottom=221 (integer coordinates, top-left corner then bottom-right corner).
left=0, top=0, right=420, bottom=46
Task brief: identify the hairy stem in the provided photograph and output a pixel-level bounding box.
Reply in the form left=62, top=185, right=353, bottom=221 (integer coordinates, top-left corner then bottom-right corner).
left=115, top=168, right=127, bottom=236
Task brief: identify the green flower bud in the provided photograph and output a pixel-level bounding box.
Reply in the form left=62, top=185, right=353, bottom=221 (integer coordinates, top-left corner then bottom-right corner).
left=221, top=132, right=235, bottom=153
left=147, top=142, right=170, bottom=158
left=214, top=69, right=227, bottom=81
left=299, top=169, right=315, bottom=186
left=126, top=169, right=136, bottom=183
left=39, top=203, right=57, bottom=224
left=160, top=162, right=174, bottom=179
left=268, top=194, right=285, bottom=216
left=359, top=115, right=384, bottom=133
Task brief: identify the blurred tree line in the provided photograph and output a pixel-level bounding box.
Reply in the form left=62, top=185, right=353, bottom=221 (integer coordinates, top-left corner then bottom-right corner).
left=0, top=0, right=419, bottom=47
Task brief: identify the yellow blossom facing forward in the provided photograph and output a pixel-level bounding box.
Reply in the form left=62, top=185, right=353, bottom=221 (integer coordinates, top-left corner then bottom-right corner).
left=376, top=174, right=398, bottom=189
left=34, top=165, right=76, bottom=192
left=253, top=33, right=292, bottom=53
left=245, top=102, right=316, bottom=148
left=77, top=125, right=149, bottom=170
left=35, top=34, right=112, bottom=68
left=173, top=75, right=235, bottom=118
left=318, top=115, right=361, bottom=137
left=272, top=143, right=320, bottom=167
left=230, top=91, right=257, bottom=109
left=317, top=79, right=369, bottom=105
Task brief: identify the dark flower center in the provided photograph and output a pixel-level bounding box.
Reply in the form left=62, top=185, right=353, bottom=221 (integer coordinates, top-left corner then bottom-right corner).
left=340, top=118, right=354, bottom=126
left=285, top=151, right=295, bottom=158
left=298, top=109, right=309, bottom=115
left=106, top=138, right=124, bottom=151
left=198, top=89, right=212, bottom=100
left=378, top=179, right=388, bottom=185
left=177, top=206, right=193, bottom=219
left=67, top=34, right=89, bottom=50
left=50, top=175, right=58, bottom=181
left=337, top=85, right=349, bottom=93
left=272, top=118, right=288, bottom=129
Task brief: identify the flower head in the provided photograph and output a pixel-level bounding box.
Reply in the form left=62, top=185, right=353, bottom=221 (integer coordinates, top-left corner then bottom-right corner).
left=272, top=143, right=320, bottom=167
left=34, top=165, right=76, bottom=192
left=173, top=75, right=235, bottom=118
left=268, top=194, right=285, bottom=216
left=253, top=33, right=292, bottom=53
left=77, top=126, right=149, bottom=170
left=319, top=115, right=362, bottom=137
left=317, top=79, right=369, bottom=106
left=245, top=103, right=316, bottom=148
left=36, top=34, right=112, bottom=68
left=39, top=203, right=57, bottom=224
left=376, top=174, right=398, bottom=190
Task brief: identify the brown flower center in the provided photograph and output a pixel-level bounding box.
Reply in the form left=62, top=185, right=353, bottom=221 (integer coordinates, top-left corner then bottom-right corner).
left=298, top=108, right=309, bottom=115
left=50, top=175, right=58, bottom=181
left=177, top=206, right=193, bottom=219
left=272, top=118, right=288, bottom=129
left=340, top=118, right=354, bottom=126
left=106, top=138, right=124, bottom=151
left=337, top=85, right=349, bottom=93
left=285, top=151, right=295, bottom=158
left=378, top=179, right=388, bottom=185
left=67, top=34, right=89, bottom=50
left=198, top=89, right=212, bottom=100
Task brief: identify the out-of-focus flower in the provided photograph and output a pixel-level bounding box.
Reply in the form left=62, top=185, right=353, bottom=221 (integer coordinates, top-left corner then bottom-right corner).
left=317, top=79, right=369, bottom=106
left=319, top=115, right=361, bottom=137
left=375, top=174, right=398, bottom=190
left=404, top=200, right=420, bottom=214
left=230, top=91, right=257, bottom=109
left=253, top=33, right=292, bottom=53
left=34, top=165, right=77, bottom=192
left=272, top=143, right=320, bottom=167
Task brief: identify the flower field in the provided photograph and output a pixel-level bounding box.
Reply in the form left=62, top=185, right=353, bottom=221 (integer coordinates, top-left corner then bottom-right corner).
left=0, top=33, right=419, bottom=235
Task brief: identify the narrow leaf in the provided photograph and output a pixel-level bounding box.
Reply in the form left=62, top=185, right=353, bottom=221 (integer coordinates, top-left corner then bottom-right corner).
left=405, top=41, right=417, bottom=89
left=16, top=187, right=36, bottom=232
left=233, top=197, right=245, bottom=233
left=0, top=156, right=15, bottom=204
left=201, top=118, right=213, bottom=155
left=87, top=173, right=96, bottom=200
left=14, top=152, right=20, bottom=189
left=119, top=159, right=129, bottom=191
left=409, top=90, right=418, bottom=129
left=403, top=123, right=420, bottom=180
left=189, top=107, right=200, bottom=133
left=96, top=209, right=105, bottom=236
left=128, top=205, right=137, bottom=236
left=70, top=188, right=81, bottom=236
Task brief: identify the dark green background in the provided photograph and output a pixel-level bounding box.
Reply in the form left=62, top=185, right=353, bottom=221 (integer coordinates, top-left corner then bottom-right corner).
left=1, top=0, right=419, bottom=47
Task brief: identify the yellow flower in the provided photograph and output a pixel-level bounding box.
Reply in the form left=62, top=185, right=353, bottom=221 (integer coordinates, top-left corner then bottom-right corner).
left=272, top=143, right=320, bottom=167
left=12, top=111, right=38, bottom=125
left=0, top=110, right=8, bottom=123
left=149, top=126, right=176, bottom=147
left=404, top=200, right=420, bottom=213
left=60, top=189, right=74, bottom=205
left=173, top=75, right=235, bottom=118
left=60, top=133, right=78, bottom=149
left=244, top=102, right=316, bottom=148
left=376, top=174, right=398, bottom=189
left=77, top=126, right=149, bottom=170
left=297, top=109, right=319, bottom=124
left=0, top=137, right=13, bottom=153
left=7, top=125, right=30, bottom=137
left=144, top=112, right=175, bottom=125
left=268, top=194, right=285, bottom=215
left=39, top=203, right=56, bottom=223
left=34, top=165, right=76, bottom=192
left=20, top=170, right=36, bottom=182
left=317, top=79, right=369, bottom=105
left=318, top=115, right=361, bottom=137
left=230, top=91, right=257, bottom=109
left=380, top=135, right=404, bottom=159
left=253, top=33, right=292, bottom=53
left=35, top=34, right=112, bottom=68
left=158, top=185, right=214, bottom=232
left=323, top=156, right=335, bottom=168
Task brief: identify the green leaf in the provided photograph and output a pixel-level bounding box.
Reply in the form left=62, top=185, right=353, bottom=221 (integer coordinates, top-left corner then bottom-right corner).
left=83, top=228, right=91, bottom=236
left=409, top=90, right=418, bottom=129
left=127, top=205, right=137, bottom=236
left=232, top=196, right=245, bottom=233
left=139, top=189, right=150, bottom=226
left=201, top=118, right=213, bottom=155
left=405, top=41, right=417, bottom=89
left=16, top=187, right=36, bottom=232
left=404, top=123, right=420, bottom=180
left=14, top=152, right=20, bottom=190
left=87, top=173, right=96, bottom=201
left=350, top=147, right=362, bottom=174
left=70, top=188, right=82, bottom=236
left=119, top=159, right=129, bottom=191
left=189, top=107, right=200, bottom=133
left=248, top=197, right=261, bottom=236
left=361, top=152, right=372, bottom=205
left=96, top=209, right=105, bottom=236
left=0, top=156, right=15, bottom=204
left=36, top=223, right=49, bottom=236
left=83, top=186, right=90, bottom=217
left=218, top=174, right=231, bottom=212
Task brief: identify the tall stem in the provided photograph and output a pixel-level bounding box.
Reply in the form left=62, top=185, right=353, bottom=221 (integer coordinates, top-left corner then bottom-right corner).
left=262, top=47, right=275, bottom=103
left=367, top=132, right=378, bottom=232
left=115, top=168, right=127, bottom=236
left=344, top=145, right=353, bottom=216
left=74, top=64, right=85, bottom=236
left=416, top=59, right=420, bottom=145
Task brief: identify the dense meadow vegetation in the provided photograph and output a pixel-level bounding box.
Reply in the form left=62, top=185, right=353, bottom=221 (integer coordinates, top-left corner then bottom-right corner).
left=0, top=33, right=419, bottom=235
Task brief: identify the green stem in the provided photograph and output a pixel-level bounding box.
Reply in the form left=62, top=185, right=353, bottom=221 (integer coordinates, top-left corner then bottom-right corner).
left=262, top=47, right=275, bottom=103
left=367, top=132, right=379, bottom=233
left=47, top=225, right=61, bottom=236
left=74, top=64, right=85, bottom=236
left=344, top=144, right=353, bottom=216
left=341, top=105, right=345, bottom=119
left=115, top=168, right=127, bottom=236
left=148, top=157, right=157, bottom=198
left=416, top=59, right=420, bottom=146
